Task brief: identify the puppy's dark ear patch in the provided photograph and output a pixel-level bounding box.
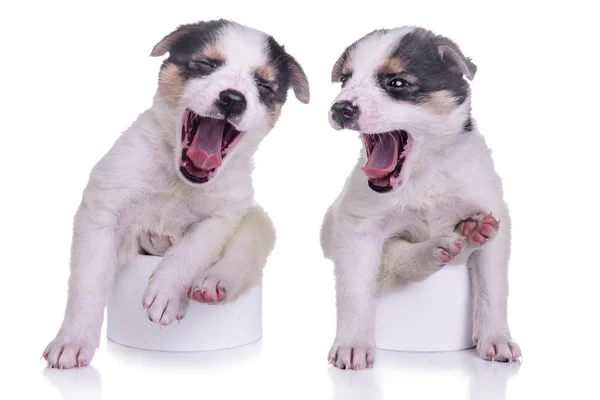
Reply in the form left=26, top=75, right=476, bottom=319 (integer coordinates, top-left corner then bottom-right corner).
left=289, top=58, right=310, bottom=104
left=150, top=20, right=229, bottom=58
left=151, top=25, right=194, bottom=57
left=436, top=38, right=477, bottom=80
left=265, top=37, right=309, bottom=107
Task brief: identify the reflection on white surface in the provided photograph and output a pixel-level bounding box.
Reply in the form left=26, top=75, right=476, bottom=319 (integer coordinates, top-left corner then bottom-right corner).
left=41, top=340, right=264, bottom=400
left=40, top=342, right=522, bottom=400
left=329, top=349, right=520, bottom=400
left=329, top=367, right=383, bottom=400
left=43, top=365, right=102, bottom=400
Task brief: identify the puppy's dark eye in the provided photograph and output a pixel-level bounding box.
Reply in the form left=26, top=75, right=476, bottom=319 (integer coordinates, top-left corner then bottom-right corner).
left=388, top=78, right=408, bottom=88
left=188, top=60, right=215, bottom=72
left=340, top=75, right=350, bottom=86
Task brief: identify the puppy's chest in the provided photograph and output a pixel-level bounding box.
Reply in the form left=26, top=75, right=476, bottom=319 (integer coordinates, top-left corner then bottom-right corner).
left=144, top=196, right=200, bottom=228
left=122, top=191, right=218, bottom=238
left=379, top=204, right=456, bottom=243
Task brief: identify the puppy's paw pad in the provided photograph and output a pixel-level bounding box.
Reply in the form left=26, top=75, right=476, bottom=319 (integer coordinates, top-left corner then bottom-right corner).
left=43, top=334, right=96, bottom=369
left=142, top=276, right=189, bottom=325
left=476, top=336, right=521, bottom=363
left=458, top=212, right=499, bottom=245
left=328, top=342, right=375, bottom=370
left=188, top=277, right=228, bottom=304
left=432, top=233, right=465, bottom=265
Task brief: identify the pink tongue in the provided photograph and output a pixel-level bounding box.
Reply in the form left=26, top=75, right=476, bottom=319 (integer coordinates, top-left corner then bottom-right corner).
left=362, top=134, right=399, bottom=179
left=187, top=119, right=225, bottom=170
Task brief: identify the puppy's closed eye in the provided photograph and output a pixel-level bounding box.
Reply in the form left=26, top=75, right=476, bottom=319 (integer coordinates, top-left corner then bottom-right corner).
left=257, top=79, right=275, bottom=94
left=187, top=59, right=223, bottom=76
left=189, top=60, right=215, bottom=71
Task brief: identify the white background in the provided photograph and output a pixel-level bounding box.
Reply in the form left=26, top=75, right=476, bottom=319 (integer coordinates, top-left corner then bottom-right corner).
left=1, top=0, right=599, bottom=399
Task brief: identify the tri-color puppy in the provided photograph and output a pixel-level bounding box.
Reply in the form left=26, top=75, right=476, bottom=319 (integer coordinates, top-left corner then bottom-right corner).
left=321, top=26, right=520, bottom=369
left=43, top=19, right=309, bottom=369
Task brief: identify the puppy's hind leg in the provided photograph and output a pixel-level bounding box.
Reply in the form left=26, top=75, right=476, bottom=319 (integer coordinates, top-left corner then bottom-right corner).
left=456, top=212, right=500, bottom=250
left=188, top=205, right=276, bottom=304
left=378, top=232, right=466, bottom=290
left=139, top=231, right=173, bottom=256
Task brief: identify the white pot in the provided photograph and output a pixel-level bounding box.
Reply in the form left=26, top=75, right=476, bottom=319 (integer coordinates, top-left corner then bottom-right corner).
left=106, top=255, right=262, bottom=352
left=374, top=263, right=474, bottom=352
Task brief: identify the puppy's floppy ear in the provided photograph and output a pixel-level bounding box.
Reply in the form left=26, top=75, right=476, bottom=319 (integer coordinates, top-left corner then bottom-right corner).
left=331, top=53, right=345, bottom=83
left=150, top=25, right=192, bottom=57
left=436, top=37, right=477, bottom=81
left=288, top=57, right=310, bottom=104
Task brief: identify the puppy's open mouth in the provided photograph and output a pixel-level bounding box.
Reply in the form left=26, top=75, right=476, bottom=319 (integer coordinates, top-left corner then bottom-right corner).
left=361, top=131, right=410, bottom=193
left=180, top=109, right=242, bottom=183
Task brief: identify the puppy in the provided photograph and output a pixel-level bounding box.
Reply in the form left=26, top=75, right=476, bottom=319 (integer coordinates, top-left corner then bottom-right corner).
left=321, top=26, right=520, bottom=370
left=43, top=19, right=309, bottom=369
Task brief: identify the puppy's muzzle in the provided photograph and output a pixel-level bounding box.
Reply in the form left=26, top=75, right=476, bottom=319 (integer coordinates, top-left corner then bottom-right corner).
left=331, top=101, right=359, bottom=128
left=216, top=89, right=247, bottom=117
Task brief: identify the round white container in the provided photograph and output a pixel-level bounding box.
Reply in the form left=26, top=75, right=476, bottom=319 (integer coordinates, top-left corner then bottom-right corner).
left=106, top=255, right=262, bottom=352
left=374, top=263, right=474, bottom=352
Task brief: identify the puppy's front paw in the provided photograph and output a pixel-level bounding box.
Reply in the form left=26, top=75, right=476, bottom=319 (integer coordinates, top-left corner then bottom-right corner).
left=142, top=274, right=189, bottom=325
left=187, top=270, right=236, bottom=304
left=328, top=341, right=375, bottom=370
left=430, top=233, right=466, bottom=265
left=475, top=336, right=522, bottom=362
left=43, top=331, right=97, bottom=369
left=457, top=212, right=499, bottom=247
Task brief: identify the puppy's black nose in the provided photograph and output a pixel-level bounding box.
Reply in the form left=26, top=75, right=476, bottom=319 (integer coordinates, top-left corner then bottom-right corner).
left=217, top=89, right=246, bottom=116
left=331, top=101, right=358, bottom=126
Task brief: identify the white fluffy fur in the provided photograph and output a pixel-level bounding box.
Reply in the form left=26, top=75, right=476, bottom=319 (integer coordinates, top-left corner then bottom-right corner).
left=43, top=23, right=279, bottom=369
left=321, top=27, right=521, bottom=369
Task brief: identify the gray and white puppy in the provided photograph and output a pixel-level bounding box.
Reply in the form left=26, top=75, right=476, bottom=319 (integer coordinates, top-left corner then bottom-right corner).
left=321, top=26, right=521, bottom=370
left=43, top=19, right=309, bottom=369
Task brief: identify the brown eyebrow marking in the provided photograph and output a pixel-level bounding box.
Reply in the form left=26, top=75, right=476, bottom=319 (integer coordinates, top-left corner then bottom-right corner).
left=379, top=57, right=405, bottom=75
left=254, top=65, right=275, bottom=82
left=202, top=44, right=225, bottom=62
